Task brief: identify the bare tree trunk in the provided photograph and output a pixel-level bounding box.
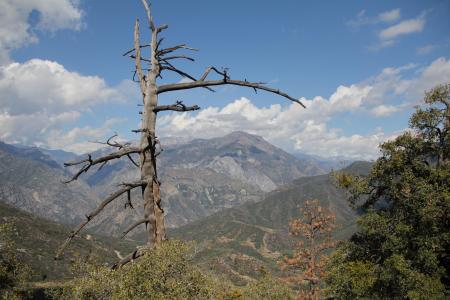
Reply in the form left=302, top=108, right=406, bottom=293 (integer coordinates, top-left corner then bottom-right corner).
left=56, top=0, right=304, bottom=264
left=139, top=17, right=165, bottom=246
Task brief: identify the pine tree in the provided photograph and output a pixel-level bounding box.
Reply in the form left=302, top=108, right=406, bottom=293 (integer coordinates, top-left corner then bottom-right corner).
left=281, top=199, right=337, bottom=300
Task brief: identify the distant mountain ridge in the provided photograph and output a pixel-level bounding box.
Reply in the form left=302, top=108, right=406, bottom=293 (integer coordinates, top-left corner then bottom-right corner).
left=0, top=141, right=99, bottom=225
left=38, top=147, right=78, bottom=167
left=82, top=131, right=338, bottom=235
left=0, top=141, right=62, bottom=170
left=0, top=132, right=352, bottom=238
left=159, top=131, right=328, bottom=191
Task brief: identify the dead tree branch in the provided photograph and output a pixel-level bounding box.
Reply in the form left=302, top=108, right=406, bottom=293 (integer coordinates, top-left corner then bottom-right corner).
left=112, top=248, right=146, bottom=269
left=92, top=134, right=130, bottom=149
left=156, top=37, right=164, bottom=51
left=154, top=101, right=200, bottom=113
left=199, top=66, right=228, bottom=81
left=134, top=19, right=146, bottom=93
left=161, top=60, right=214, bottom=92
left=158, top=79, right=306, bottom=108
left=157, top=24, right=168, bottom=33
left=64, top=147, right=142, bottom=183
left=161, top=55, right=194, bottom=62
left=55, top=181, right=147, bottom=259
left=122, top=43, right=151, bottom=57
left=127, top=154, right=140, bottom=167
left=157, top=44, right=198, bottom=57
left=128, top=55, right=152, bottom=63
left=141, top=0, right=155, bottom=31
left=122, top=218, right=150, bottom=238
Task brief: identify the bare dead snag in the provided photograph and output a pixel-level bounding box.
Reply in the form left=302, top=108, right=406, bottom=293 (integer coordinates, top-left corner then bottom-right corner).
left=130, top=0, right=304, bottom=253
left=56, top=0, right=305, bottom=266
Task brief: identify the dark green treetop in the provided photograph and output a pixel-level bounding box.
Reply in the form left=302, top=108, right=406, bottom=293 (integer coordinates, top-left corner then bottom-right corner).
left=326, top=84, right=450, bottom=299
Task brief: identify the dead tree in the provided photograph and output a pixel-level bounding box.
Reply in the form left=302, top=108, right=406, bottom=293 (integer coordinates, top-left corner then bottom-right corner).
left=55, top=0, right=305, bottom=267
left=280, top=200, right=337, bottom=299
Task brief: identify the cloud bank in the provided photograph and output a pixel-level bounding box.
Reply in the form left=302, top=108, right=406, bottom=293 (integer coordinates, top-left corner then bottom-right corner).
left=158, top=57, right=450, bottom=160
left=0, top=59, right=135, bottom=152
left=0, top=0, right=83, bottom=64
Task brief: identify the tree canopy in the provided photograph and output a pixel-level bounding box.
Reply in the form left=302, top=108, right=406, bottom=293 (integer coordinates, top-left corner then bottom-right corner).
left=0, top=222, right=31, bottom=300
left=327, top=84, right=450, bottom=299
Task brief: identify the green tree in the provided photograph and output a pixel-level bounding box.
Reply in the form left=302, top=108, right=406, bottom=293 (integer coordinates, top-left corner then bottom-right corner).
left=326, top=84, right=450, bottom=299
left=241, top=272, right=294, bottom=300
left=0, top=222, right=31, bottom=300
left=53, top=240, right=215, bottom=299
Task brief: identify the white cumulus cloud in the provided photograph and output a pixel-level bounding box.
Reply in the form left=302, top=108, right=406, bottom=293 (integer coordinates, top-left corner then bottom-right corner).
left=0, top=0, right=83, bottom=64
left=0, top=59, right=138, bottom=152
left=157, top=57, right=450, bottom=160
left=0, top=59, right=121, bottom=115
left=45, top=118, right=127, bottom=154
left=370, top=104, right=401, bottom=117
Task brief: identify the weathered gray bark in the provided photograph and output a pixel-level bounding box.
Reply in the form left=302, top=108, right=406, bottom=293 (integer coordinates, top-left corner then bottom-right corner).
left=56, top=0, right=305, bottom=265
left=137, top=1, right=166, bottom=245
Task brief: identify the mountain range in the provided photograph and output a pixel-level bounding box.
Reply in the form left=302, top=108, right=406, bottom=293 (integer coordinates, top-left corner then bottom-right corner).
left=0, top=132, right=348, bottom=235
left=0, top=141, right=98, bottom=225
left=85, top=131, right=342, bottom=235
left=0, top=131, right=361, bottom=283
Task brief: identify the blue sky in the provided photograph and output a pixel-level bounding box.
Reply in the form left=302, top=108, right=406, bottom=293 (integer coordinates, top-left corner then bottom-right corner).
left=0, top=0, right=449, bottom=159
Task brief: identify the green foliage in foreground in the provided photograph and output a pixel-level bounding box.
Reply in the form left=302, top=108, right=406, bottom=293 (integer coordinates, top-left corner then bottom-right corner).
left=327, top=84, right=450, bottom=299
left=0, top=222, right=31, bottom=300
left=51, top=239, right=293, bottom=300
left=51, top=240, right=212, bottom=299
left=239, top=271, right=294, bottom=299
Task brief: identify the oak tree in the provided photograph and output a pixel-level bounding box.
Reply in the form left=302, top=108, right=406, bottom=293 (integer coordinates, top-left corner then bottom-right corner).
left=326, top=84, right=450, bottom=299
left=0, top=223, right=31, bottom=299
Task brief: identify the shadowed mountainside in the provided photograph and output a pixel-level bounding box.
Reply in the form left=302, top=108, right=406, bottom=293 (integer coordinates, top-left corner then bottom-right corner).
left=0, top=200, right=137, bottom=281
